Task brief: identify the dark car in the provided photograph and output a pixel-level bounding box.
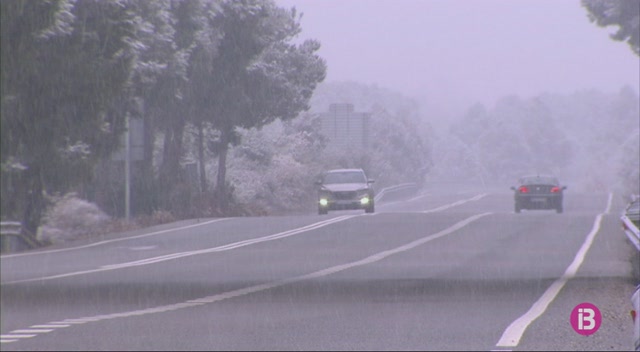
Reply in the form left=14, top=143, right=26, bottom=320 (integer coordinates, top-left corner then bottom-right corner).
left=510, top=175, right=566, bottom=213
left=315, top=168, right=375, bottom=215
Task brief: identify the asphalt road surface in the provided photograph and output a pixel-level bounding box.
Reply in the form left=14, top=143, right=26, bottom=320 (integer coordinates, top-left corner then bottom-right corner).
left=1, top=186, right=638, bottom=351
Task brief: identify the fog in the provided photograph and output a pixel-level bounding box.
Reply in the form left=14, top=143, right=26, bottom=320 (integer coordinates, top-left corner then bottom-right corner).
left=270, top=0, right=639, bottom=197
left=2, top=0, right=637, bottom=228
left=275, top=0, right=639, bottom=127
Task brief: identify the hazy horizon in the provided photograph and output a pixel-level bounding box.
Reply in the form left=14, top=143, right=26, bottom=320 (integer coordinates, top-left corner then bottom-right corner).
left=276, top=0, right=639, bottom=121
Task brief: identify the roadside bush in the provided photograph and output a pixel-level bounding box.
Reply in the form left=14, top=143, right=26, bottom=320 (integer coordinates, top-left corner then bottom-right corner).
left=39, top=192, right=111, bottom=244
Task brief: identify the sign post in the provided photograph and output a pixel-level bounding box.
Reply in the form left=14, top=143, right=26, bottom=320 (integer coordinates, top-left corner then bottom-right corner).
left=125, top=114, right=131, bottom=220
left=112, top=115, right=144, bottom=220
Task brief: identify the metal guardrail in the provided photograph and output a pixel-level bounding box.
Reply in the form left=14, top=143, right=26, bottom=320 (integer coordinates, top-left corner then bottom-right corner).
left=1, top=221, right=41, bottom=253
left=622, top=214, right=640, bottom=251
left=374, top=183, right=419, bottom=203
left=1, top=221, right=22, bottom=235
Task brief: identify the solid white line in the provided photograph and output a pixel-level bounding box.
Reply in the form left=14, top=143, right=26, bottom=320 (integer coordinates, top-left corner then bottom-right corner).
left=4, top=212, right=491, bottom=346
left=101, top=194, right=486, bottom=271
left=604, top=192, right=613, bottom=214
left=101, top=215, right=355, bottom=268
left=286, top=212, right=492, bottom=282
left=50, top=320, right=89, bottom=324
left=383, top=193, right=488, bottom=214
left=11, top=329, right=54, bottom=333
left=496, top=193, right=612, bottom=348
left=1, top=218, right=231, bottom=258
left=0, top=339, right=19, bottom=343
left=0, top=334, right=37, bottom=339
left=407, top=193, right=430, bottom=202
left=3, top=216, right=356, bottom=284
left=30, top=325, right=70, bottom=328
left=1, top=213, right=491, bottom=343
left=378, top=193, right=431, bottom=207
left=423, top=193, right=487, bottom=213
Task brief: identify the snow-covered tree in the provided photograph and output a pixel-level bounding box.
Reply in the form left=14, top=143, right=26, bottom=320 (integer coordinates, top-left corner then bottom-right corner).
left=186, top=0, right=326, bottom=211
left=1, top=0, right=138, bottom=239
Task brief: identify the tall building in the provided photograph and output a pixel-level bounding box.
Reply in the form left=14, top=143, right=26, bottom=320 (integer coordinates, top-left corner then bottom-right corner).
left=320, top=103, right=371, bottom=149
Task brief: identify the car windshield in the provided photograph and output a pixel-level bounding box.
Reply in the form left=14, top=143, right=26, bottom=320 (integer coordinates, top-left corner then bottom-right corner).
left=323, top=171, right=366, bottom=184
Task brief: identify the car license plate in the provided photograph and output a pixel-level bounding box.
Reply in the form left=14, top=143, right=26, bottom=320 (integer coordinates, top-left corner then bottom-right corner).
left=531, top=197, right=546, bottom=202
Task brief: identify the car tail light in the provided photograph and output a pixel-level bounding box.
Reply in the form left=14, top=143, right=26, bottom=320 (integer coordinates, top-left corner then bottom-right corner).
left=551, top=186, right=560, bottom=193
left=519, top=186, right=529, bottom=193
left=632, top=309, right=637, bottom=323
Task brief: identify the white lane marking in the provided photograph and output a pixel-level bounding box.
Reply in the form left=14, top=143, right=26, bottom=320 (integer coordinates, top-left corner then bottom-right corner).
left=11, top=329, right=53, bottom=333
left=102, top=215, right=355, bottom=268
left=1, top=193, right=489, bottom=261
left=379, top=193, right=431, bottom=207
left=496, top=192, right=613, bottom=348
left=0, top=320, right=83, bottom=344
left=128, top=246, right=158, bottom=251
left=422, top=193, right=487, bottom=213
left=382, top=193, right=488, bottom=214
left=285, top=212, right=492, bottom=281
left=407, top=193, right=431, bottom=202
left=3, top=215, right=356, bottom=284
left=2, top=212, right=492, bottom=345
left=0, top=334, right=37, bottom=339
left=1, top=218, right=231, bottom=258
left=604, top=192, right=612, bottom=213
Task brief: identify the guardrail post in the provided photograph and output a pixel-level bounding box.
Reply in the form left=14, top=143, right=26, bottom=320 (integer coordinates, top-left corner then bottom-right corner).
left=1, top=221, right=41, bottom=253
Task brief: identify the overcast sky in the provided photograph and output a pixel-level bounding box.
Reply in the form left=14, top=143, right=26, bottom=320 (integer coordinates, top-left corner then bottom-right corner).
left=275, top=0, right=639, bottom=115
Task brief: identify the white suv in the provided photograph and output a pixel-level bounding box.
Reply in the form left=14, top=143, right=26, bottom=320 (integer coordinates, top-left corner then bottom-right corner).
left=315, top=168, right=375, bottom=215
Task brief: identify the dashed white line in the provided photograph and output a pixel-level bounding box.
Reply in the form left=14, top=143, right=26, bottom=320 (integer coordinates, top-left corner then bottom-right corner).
left=1, top=211, right=492, bottom=345
left=3, top=215, right=356, bottom=285
left=102, top=215, right=354, bottom=269
left=1, top=218, right=231, bottom=258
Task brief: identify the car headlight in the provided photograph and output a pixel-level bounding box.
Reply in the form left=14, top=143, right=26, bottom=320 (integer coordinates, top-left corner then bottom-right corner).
left=360, top=196, right=370, bottom=205
left=319, top=198, right=329, bottom=206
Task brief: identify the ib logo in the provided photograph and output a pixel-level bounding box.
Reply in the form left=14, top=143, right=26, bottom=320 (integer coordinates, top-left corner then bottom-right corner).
left=570, top=302, right=601, bottom=336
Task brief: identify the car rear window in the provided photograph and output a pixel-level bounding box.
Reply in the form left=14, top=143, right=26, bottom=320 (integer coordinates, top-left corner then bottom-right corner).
left=520, top=176, right=559, bottom=185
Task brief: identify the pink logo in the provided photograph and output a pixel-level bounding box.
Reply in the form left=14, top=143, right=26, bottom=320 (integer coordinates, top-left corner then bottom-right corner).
left=570, top=302, right=601, bottom=336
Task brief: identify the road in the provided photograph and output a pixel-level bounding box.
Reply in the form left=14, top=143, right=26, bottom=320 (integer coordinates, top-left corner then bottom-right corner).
left=1, top=186, right=638, bottom=351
